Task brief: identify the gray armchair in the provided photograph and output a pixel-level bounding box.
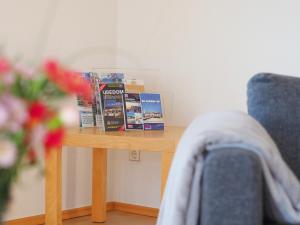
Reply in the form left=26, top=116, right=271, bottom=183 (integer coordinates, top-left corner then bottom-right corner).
left=200, top=73, right=300, bottom=225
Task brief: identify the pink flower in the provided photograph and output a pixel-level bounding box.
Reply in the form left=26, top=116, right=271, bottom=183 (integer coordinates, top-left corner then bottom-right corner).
left=0, top=104, right=9, bottom=128
left=0, top=94, right=28, bottom=132
left=0, top=58, right=14, bottom=86
left=0, top=58, right=11, bottom=74
left=14, top=63, right=36, bottom=79
left=1, top=73, right=16, bottom=86
left=2, top=94, right=28, bottom=125
left=59, top=104, right=78, bottom=127
left=30, top=124, right=47, bottom=151
left=0, top=139, right=17, bottom=168
left=7, top=121, right=22, bottom=133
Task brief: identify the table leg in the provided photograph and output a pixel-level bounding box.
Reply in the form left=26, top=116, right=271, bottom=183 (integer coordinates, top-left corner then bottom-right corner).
left=45, top=148, right=62, bottom=225
left=92, top=148, right=107, bottom=222
left=161, top=151, right=174, bottom=198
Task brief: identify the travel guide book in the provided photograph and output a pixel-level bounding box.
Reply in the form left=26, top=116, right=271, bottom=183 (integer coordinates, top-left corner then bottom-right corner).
left=124, top=93, right=144, bottom=130
left=77, top=72, right=94, bottom=127
left=140, top=93, right=164, bottom=130
left=99, top=83, right=125, bottom=131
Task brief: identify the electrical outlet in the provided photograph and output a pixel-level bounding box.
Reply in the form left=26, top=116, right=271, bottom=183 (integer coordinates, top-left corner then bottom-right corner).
left=129, top=150, right=141, bottom=161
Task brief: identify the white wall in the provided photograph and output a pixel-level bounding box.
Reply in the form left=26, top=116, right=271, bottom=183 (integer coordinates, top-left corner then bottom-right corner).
left=1, top=0, right=117, bottom=220
left=3, top=0, right=300, bottom=220
left=112, top=0, right=300, bottom=208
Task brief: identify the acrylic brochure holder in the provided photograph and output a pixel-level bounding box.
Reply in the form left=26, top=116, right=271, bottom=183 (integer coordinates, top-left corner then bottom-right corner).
left=90, top=68, right=174, bottom=130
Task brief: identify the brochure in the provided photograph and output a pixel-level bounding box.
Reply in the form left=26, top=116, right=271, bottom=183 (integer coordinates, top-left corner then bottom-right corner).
left=77, top=72, right=94, bottom=127
left=100, top=73, right=124, bottom=83
left=99, top=83, right=126, bottom=131
left=124, top=93, right=144, bottom=130
left=140, top=93, right=164, bottom=130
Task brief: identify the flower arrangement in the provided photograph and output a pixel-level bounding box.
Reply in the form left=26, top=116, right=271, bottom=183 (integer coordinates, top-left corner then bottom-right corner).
left=0, top=58, right=91, bottom=220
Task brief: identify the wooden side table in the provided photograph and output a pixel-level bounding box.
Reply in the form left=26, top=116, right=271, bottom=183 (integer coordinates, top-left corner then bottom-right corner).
left=45, top=126, right=184, bottom=225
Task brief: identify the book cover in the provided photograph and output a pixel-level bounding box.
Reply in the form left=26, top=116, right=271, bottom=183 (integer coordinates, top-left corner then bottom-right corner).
left=77, top=72, right=95, bottom=127
left=99, top=83, right=125, bottom=131
left=124, top=93, right=144, bottom=130
left=90, top=72, right=104, bottom=130
left=100, top=73, right=125, bottom=83
left=140, top=93, right=164, bottom=130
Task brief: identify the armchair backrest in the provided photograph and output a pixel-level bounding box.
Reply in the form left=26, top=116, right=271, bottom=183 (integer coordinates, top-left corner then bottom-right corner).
left=247, top=73, right=300, bottom=179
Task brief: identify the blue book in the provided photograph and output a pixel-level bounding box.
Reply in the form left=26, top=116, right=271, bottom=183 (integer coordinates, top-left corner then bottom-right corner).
left=140, top=93, right=164, bottom=130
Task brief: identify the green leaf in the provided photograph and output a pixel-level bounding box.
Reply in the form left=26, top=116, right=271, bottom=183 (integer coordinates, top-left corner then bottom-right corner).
left=28, top=76, right=48, bottom=100
left=47, top=116, right=63, bottom=130
left=9, top=131, right=25, bottom=148
left=10, top=76, right=23, bottom=97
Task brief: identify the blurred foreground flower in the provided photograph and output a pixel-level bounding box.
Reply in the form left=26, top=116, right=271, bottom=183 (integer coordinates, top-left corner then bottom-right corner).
left=0, top=57, right=91, bottom=221
left=59, top=104, right=78, bottom=127
left=44, top=128, right=65, bottom=155
left=0, top=58, right=10, bottom=74
left=44, top=60, right=92, bottom=101
left=0, top=139, right=16, bottom=168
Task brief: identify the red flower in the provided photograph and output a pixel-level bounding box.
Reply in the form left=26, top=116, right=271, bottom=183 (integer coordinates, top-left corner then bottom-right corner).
left=28, top=101, right=48, bottom=122
left=43, top=60, right=92, bottom=100
left=44, top=128, right=65, bottom=154
left=44, top=60, right=60, bottom=79
left=0, top=58, right=11, bottom=74
left=64, top=70, right=92, bottom=101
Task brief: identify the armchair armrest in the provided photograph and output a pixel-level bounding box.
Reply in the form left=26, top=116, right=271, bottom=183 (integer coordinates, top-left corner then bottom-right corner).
left=201, top=148, right=263, bottom=225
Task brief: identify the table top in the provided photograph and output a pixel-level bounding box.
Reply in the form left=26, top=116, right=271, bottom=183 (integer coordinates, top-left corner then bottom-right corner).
left=63, top=126, right=186, bottom=152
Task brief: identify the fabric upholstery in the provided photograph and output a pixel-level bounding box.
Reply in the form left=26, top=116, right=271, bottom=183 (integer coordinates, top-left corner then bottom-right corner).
left=199, top=73, right=300, bottom=225
left=201, top=148, right=263, bottom=225
left=248, top=73, right=300, bottom=179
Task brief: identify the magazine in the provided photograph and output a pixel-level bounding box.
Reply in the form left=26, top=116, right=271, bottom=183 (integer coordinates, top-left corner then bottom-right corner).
left=99, top=83, right=125, bottom=131
left=100, top=73, right=124, bottom=83
left=140, top=93, right=164, bottom=130
left=90, top=72, right=104, bottom=129
left=124, top=93, right=144, bottom=130
left=77, top=72, right=95, bottom=127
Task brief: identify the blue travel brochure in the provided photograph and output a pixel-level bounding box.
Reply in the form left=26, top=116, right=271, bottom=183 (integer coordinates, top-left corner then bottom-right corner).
left=140, top=93, right=164, bottom=130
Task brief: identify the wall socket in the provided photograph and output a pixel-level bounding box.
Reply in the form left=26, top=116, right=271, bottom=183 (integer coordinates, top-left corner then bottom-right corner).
left=129, top=150, right=141, bottom=161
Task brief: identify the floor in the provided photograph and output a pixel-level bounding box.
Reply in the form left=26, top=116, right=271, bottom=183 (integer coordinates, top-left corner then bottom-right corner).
left=63, top=211, right=157, bottom=225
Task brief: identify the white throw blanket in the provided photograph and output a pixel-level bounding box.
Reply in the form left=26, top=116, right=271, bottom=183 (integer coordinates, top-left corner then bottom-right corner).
left=157, top=111, right=300, bottom=225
